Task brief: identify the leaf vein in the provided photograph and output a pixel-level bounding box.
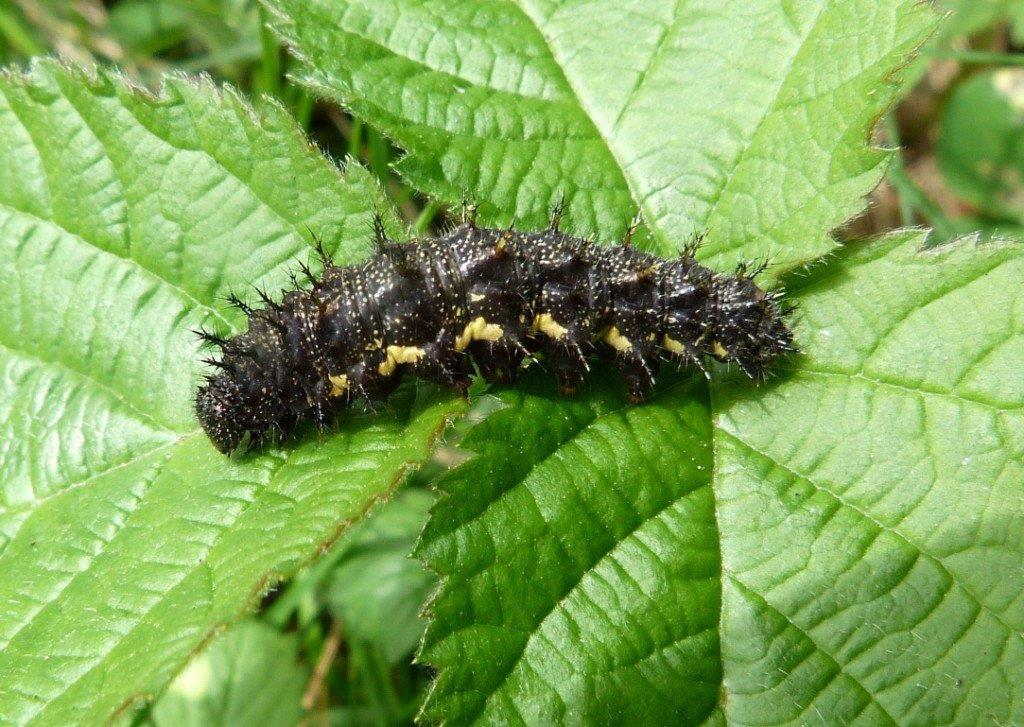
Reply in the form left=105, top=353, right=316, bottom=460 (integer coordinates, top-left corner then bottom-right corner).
left=720, top=430, right=1023, bottom=641
left=470, top=489, right=696, bottom=722
left=726, top=573, right=900, bottom=726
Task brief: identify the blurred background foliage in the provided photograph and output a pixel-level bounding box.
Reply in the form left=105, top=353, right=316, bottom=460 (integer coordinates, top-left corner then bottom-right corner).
left=2, top=0, right=1023, bottom=725
left=854, top=0, right=1024, bottom=242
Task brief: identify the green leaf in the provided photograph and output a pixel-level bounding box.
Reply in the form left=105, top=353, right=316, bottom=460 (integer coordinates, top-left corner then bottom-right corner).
left=417, top=232, right=1024, bottom=724
left=937, top=0, right=1024, bottom=43
left=417, top=374, right=720, bottom=724
left=150, top=620, right=308, bottom=727
left=713, top=233, right=1024, bottom=724
left=938, top=68, right=1024, bottom=223
left=0, top=61, right=462, bottom=725
left=263, top=0, right=934, bottom=270
left=107, top=1, right=192, bottom=56
left=325, top=488, right=437, bottom=664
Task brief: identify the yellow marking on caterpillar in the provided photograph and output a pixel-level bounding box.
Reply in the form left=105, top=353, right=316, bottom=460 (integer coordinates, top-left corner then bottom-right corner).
left=470, top=293, right=486, bottom=303
left=603, top=326, right=633, bottom=353
left=662, top=335, right=685, bottom=356
left=378, top=345, right=427, bottom=376
left=712, top=341, right=729, bottom=358
left=533, top=313, right=568, bottom=340
left=328, top=374, right=349, bottom=397
left=455, top=317, right=504, bottom=351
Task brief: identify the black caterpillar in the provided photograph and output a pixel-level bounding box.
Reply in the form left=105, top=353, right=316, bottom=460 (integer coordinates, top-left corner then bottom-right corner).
left=195, top=205, right=795, bottom=453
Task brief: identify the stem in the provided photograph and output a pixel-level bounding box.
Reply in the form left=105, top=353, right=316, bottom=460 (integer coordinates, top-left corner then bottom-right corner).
left=924, top=48, right=1024, bottom=67
left=302, top=620, right=343, bottom=711
left=886, top=154, right=961, bottom=240
left=0, top=6, right=45, bottom=57
left=347, top=118, right=364, bottom=161
left=293, top=89, right=314, bottom=130
left=882, top=114, right=915, bottom=227
left=255, top=6, right=281, bottom=98
left=175, top=41, right=261, bottom=73
left=413, top=199, right=442, bottom=234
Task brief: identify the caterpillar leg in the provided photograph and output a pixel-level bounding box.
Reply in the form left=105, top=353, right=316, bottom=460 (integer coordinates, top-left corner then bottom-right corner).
left=461, top=280, right=531, bottom=383
left=611, top=349, right=657, bottom=403
left=473, top=334, right=530, bottom=382
left=599, top=320, right=658, bottom=402
left=342, top=359, right=401, bottom=411
left=543, top=339, right=589, bottom=396
left=532, top=280, right=593, bottom=395
left=411, top=332, right=473, bottom=390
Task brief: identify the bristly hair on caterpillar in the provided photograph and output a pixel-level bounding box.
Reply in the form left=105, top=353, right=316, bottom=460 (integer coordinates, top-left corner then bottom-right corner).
left=194, top=202, right=796, bottom=454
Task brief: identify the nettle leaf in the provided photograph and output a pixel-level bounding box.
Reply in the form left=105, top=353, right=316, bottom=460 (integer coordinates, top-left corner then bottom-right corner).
left=264, top=0, right=934, bottom=270
left=713, top=233, right=1024, bottom=724
left=0, top=61, right=462, bottom=725
left=938, top=0, right=1024, bottom=43
left=418, top=232, right=1024, bottom=724
left=938, top=68, right=1024, bottom=225
left=416, top=375, right=720, bottom=724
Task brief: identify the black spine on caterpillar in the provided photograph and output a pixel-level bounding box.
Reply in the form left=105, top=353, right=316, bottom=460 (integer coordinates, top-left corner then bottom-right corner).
left=195, top=213, right=795, bottom=453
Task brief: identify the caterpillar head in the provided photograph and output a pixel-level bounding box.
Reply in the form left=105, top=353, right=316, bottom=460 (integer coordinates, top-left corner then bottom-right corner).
left=194, top=316, right=305, bottom=454
left=195, top=369, right=290, bottom=454
left=703, top=273, right=795, bottom=380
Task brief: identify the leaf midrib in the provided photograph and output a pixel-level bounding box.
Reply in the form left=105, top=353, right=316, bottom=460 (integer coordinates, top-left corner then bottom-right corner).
left=506, top=0, right=650, bottom=233
left=0, top=201, right=232, bottom=332
left=0, top=438, right=185, bottom=538
left=0, top=442, right=182, bottom=650
left=300, top=45, right=601, bottom=146
left=442, top=379, right=715, bottom=724
left=471, top=490, right=709, bottom=722
left=698, top=1, right=831, bottom=256
left=0, top=339, right=180, bottom=436
left=293, top=0, right=569, bottom=105
left=506, top=0, right=831, bottom=260
left=427, top=398, right=605, bottom=547
left=3, top=440, right=290, bottom=724
left=784, top=367, right=1023, bottom=413
left=0, top=82, right=241, bottom=330
left=724, top=574, right=901, bottom=726
left=76, top=81, right=313, bottom=303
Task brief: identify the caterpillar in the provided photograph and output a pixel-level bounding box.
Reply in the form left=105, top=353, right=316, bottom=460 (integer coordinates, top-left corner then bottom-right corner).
left=195, top=205, right=795, bottom=453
